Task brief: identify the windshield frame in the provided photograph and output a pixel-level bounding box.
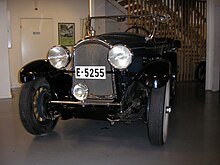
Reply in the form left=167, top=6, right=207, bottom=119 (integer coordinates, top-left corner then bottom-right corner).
left=86, top=14, right=170, bottom=40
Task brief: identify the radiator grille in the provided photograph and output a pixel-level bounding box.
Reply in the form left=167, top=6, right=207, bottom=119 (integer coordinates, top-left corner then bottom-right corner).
left=72, top=40, right=115, bottom=100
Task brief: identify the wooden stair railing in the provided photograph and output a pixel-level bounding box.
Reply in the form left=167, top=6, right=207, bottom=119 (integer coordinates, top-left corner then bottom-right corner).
left=114, top=0, right=207, bottom=81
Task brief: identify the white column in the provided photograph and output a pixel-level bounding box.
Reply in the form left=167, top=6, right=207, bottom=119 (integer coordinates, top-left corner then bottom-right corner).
left=0, top=0, right=12, bottom=99
left=206, top=0, right=220, bottom=91
left=90, top=0, right=106, bottom=34
left=213, top=5, right=220, bottom=91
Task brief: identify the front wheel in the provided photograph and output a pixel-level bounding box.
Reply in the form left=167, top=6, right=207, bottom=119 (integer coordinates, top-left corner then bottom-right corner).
left=147, top=81, right=171, bottom=145
left=19, top=78, right=58, bottom=135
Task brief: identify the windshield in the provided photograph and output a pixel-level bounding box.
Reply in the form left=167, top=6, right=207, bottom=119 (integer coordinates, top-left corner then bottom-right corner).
left=84, top=14, right=170, bottom=39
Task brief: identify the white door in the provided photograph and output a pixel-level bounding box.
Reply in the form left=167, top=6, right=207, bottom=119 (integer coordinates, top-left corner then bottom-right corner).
left=21, top=18, right=54, bottom=65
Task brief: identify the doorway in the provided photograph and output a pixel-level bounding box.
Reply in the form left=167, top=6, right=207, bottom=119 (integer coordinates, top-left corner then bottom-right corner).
left=20, top=18, right=54, bottom=65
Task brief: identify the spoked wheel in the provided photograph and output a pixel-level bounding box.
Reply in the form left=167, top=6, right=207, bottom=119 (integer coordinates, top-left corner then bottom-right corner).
left=19, top=78, right=58, bottom=136
left=147, top=81, right=171, bottom=145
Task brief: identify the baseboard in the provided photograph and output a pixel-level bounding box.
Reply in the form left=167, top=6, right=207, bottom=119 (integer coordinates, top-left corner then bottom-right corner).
left=11, top=83, right=21, bottom=89
left=0, top=94, right=12, bottom=99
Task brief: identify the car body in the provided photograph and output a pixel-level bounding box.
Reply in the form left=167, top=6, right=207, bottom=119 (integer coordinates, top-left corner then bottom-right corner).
left=19, top=14, right=180, bottom=145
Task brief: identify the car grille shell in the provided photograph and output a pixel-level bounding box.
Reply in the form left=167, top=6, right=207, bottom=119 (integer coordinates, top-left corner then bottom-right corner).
left=72, top=39, right=116, bottom=101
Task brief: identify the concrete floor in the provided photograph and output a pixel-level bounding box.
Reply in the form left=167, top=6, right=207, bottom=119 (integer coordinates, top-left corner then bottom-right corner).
left=0, top=82, right=220, bottom=165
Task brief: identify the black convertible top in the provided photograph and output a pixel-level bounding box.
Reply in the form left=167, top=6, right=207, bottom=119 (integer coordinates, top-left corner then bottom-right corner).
left=96, top=32, right=158, bottom=49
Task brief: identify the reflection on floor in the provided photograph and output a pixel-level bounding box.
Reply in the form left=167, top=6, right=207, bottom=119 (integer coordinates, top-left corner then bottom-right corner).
left=0, top=82, right=219, bottom=165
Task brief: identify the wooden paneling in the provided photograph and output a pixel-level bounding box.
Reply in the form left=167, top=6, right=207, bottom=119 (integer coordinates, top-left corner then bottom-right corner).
left=125, top=0, right=207, bottom=81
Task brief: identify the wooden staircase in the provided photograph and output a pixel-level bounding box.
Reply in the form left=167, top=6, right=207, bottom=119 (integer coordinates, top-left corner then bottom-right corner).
left=113, top=0, right=207, bottom=81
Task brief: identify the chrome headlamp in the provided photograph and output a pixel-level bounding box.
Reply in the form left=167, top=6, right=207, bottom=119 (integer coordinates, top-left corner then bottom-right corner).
left=47, top=46, right=71, bottom=69
left=72, top=83, right=88, bottom=101
left=108, top=45, right=133, bottom=70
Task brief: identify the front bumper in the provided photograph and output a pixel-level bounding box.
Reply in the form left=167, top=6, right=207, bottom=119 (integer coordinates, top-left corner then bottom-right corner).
left=49, top=100, right=121, bottom=107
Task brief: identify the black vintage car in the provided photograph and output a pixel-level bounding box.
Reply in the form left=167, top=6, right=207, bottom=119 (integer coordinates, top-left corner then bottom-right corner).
left=19, top=14, right=180, bottom=145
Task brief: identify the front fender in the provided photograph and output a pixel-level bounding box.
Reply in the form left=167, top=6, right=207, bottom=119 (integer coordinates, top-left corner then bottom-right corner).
left=140, top=60, right=171, bottom=88
left=19, top=59, right=58, bottom=83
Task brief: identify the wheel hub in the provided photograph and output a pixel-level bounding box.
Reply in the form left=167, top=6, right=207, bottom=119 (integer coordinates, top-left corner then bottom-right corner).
left=166, top=106, right=172, bottom=114
left=34, top=87, right=51, bottom=122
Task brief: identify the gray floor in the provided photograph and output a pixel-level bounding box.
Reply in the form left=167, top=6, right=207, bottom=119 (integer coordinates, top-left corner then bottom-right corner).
left=0, top=82, right=220, bottom=165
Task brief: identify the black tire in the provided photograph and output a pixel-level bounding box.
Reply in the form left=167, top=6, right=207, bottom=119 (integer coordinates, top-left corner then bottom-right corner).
left=19, top=78, right=58, bottom=136
left=148, top=81, right=170, bottom=145
left=195, top=61, right=206, bottom=82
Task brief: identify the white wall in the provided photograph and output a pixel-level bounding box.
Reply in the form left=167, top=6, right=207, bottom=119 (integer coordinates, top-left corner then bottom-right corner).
left=0, top=0, right=12, bottom=99
left=206, top=0, right=220, bottom=91
left=4, top=0, right=220, bottom=91
left=7, top=0, right=89, bottom=88
left=105, top=0, right=127, bottom=15
left=91, top=0, right=127, bottom=34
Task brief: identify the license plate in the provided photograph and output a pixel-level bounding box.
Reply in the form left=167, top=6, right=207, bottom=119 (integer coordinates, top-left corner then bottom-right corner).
left=75, top=66, right=106, bottom=79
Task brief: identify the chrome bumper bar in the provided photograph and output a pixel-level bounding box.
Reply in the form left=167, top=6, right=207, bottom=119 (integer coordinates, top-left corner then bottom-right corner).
left=49, top=100, right=121, bottom=107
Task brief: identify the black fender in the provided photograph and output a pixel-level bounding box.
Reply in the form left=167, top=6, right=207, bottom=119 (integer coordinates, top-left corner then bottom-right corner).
left=139, top=60, right=171, bottom=89
left=19, top=59, right=58, bottom=83
left=19, top=59, right=73, bottom=98
left=163, top=52, right=178, bottom=76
